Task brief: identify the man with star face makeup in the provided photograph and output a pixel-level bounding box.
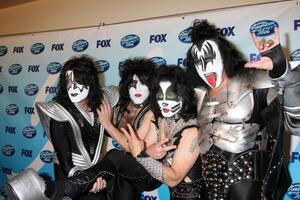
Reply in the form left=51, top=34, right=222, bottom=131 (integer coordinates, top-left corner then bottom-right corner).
left=6, top=65, right=208, bottom=200
left=187, top=20, right=300, bottom=200
left=96, top=58, right=158, bottom=200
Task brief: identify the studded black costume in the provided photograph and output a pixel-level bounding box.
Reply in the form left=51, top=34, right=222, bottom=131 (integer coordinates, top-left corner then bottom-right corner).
left=187, top=20, right=300, bottom=200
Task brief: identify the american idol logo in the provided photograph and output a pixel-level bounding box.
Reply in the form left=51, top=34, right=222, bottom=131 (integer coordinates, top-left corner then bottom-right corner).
left=0, top=84, right=3, bottom=94
left=291, top=49, right=300, bottom=61
left=2, top=144, right=15, bottom=156
left=112, top=139, right=122, bottom=150
left=31, top=43, right=45, bottom=55
left=40, top=150, right=53, bottom=163
left=287, top=183, right=300, bottom=199
left=72, top=39, right=89, bottom=52
left=24, top=84, right=39, bottom=96
left=178, top=27, right=192, bottom=43
left=250, top=20, right=279, bottom=37
left=8, top=64, right=22, bottom=75
left=95, top=60, right=110, bottom=73
left=47, top=62, right=62, bottom=74
left=2, top=167, right=12, bottom=175
left=22, top=126, right=37, bottom=138
left=150, top=56, right=167, bottom=66
left=120, top=34, right=140, bottom=48
left=6, top=104, right=19, bottom=115
left=0, top=45, right=8, bottom=56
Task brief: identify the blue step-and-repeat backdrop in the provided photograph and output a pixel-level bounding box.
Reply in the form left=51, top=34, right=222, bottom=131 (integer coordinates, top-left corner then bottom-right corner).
left=0, top=1, right=300, bottom=199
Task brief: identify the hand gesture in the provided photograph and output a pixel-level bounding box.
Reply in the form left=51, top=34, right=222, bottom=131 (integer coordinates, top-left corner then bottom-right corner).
left=97, top=100, right=113, bottom=128
left=146, top=138, right=177, bottom=159
left=121, top=124, right=145, bottom=157
left=245, top=27, right=280, bottom=70
left=89, top=177, right=106, bottom=193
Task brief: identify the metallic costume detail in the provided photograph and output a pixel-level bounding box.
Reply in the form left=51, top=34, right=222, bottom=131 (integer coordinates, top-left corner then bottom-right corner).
left=249, top=69, right=274, bottom=89
left=74, top=103, right=94, bottom=126
left=171, top=178, right=203, bottom=199
left=136, top=156, right=164, bottom=182
left=200, top=75, right=254, bottom=124
left=194, top=87, right=207, bottom=114
left=134, top=104, right=151, bottom=130
left=114, top=103, right=151, bottom=130
left=270, top=63, right=300, bottom=136
left=210, top=122, right=260, bottom=153
left=197, top=75, right=262, bottom=153
left=102, top=85, right=119, bottom=107
left=35, top=101, right=105, bottom=176
left=5, top=168, right=49, bottom=200
left=156, top=118, right=198, bottom=166
left=157, top=118, right=198, bottom=140
left=202, top=149, right=257, bottom=200
left=290, top=60, right=300, bottom=70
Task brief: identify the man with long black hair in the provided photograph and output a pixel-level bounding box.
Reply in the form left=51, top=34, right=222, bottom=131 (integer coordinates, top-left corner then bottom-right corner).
left=6, top=65, right=208, bottom=200
left=97, top=58, right=158, bottom=200
left=35, top=55, right=112, bottom=200
left=187, top=19, right=300, bottom=200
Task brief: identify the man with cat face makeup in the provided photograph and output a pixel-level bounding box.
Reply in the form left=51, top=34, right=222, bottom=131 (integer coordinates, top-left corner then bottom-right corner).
left=6, top=65, right=208, bottom=200
left=187, top=20, right=300, bottom=200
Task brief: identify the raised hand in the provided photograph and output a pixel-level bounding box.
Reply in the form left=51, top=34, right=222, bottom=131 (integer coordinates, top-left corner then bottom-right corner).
left=146, top=138, right=177, bottom=159
left=97, top=100, right=113, bottom=128
left=245, top=27, right=280, bottom=70
left=121, top=124, right=145, bottom=157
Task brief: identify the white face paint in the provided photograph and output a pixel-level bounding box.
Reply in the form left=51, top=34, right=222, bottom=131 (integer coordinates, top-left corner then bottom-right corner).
left=129, top=74, right=149, bottom=105
left=66, top=70, right=89, bottom=103
left=156, top=81, right=182, bottom=118
left=191, top=40, right=224, bottom=88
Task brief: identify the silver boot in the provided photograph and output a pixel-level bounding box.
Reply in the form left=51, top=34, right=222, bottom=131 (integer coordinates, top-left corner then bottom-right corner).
left=5, top=168, right=49, bottom=200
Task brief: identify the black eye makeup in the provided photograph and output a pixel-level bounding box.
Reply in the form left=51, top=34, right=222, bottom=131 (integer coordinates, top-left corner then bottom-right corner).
left=165, top=86, right=179, bottom=101
left=156, top=87, right=164, bottom=100
left=157, top=82, right=179, bottom=101
left=129, top=80, right=138, bottom=89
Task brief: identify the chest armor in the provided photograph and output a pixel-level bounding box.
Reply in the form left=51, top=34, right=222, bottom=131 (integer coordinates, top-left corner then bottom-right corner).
left=198, top=74, right=260, bottom=153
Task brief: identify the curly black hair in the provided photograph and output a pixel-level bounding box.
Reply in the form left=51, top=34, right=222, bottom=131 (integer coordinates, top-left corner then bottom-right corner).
left=118, top=57, right=158, bottom=108
left=151, top=65, right=197, bottom=122
left=53, top=55, right=103, bottom=112
left=187, top=19, right=248, bottom=88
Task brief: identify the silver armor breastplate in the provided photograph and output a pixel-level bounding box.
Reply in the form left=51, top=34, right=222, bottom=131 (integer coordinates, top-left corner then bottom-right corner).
left=198, top=75, right=260, bottom=153
left=36, top=101, right=105, bottom=176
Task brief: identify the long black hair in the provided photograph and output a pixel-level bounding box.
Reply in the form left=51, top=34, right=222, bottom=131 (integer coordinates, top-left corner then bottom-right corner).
left=151, top=65, right=197, bottom=122
left=53, top=55, right=103, bottom=112
left=118, top=57, right=158, bottom=108
left=187, top=19, right=248, bottom=89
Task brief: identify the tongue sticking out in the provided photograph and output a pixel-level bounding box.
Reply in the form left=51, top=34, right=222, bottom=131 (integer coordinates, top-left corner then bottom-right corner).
left=205, top=72, right=216, bottom=88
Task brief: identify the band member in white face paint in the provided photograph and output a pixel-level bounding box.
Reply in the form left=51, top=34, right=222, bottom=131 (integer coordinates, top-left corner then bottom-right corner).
left=191, top=40, right=224, bottom=88
left=129, top=74, right=150, bottom=106
left=156, top=81, right=182, bottom=118
left=124, top=65, right=208, bottom=199
left=187, top=19, right=300, bottom=200
left=97, top=58, right=158, bottom=200
left=42, top=55, right=108, bottom=200
left=6, top=65, right=208, bottom=200
left=66, top=70, right=90, bottom=103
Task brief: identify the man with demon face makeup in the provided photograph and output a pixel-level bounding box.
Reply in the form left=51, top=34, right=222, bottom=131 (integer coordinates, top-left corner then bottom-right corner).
left=6, top=65, right=208, bottom=200
left=187, top=20, right=300, bottom=200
